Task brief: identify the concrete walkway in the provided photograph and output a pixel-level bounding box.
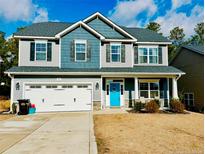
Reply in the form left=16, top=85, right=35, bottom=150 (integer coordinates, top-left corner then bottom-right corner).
left=0, top=112, right=97, bottom=154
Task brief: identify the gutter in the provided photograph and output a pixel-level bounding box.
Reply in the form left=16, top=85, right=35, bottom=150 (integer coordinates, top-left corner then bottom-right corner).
left=4, top=71, right=185, bottom=76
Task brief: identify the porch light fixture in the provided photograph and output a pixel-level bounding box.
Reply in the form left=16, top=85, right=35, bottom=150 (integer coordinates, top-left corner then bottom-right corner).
left=95, top=82, right=99, bottom=90
left=16, top=82, right=20, bottom=90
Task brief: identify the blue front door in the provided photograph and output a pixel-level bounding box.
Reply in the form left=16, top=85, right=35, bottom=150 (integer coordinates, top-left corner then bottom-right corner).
left=110, top=83, right=120, bottom=107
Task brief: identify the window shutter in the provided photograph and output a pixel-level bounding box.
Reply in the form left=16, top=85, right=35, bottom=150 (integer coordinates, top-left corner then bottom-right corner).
left=47, top=42, right=52, bottom=61
left=158, top=46, right=163, bottom=64
left=87, top=41, right=91, bottom=61
left=121, top=44, right=125, bottom=63
left=30, top=42, right=35, bottom=61
left=70, top=40, right=75, bottom=61
left=106, top=44, right=110, bottom=62
left=134, top=46, right=138, bottom=64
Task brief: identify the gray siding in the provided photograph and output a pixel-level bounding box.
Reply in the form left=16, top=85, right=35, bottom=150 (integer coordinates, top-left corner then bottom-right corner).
left=171, top=48, right=204, bottom=111
left=12, top=77, right=101, bottom=102
left=87, top=18, right=125, bottom=39
left=101, top=44, right=133, bottom=67
left=61, top=27, right=100, bottom=68
left=19, top=40, right=59, bottom=67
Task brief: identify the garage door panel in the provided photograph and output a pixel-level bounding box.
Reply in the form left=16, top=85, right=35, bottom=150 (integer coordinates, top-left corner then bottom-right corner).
left=24, top=84, right=92, bottom=112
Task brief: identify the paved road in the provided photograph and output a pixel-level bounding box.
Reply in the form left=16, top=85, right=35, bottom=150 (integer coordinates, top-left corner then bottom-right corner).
left=0, top=112, right=97, bottom=154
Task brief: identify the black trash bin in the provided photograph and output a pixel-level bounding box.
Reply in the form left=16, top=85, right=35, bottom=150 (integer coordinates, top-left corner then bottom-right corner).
left=17, top=99, right=30, bottom=115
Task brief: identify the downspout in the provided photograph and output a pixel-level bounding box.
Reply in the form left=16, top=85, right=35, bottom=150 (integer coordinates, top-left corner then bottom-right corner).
left=176, top=74, right=182, bottom=80
left=8, top=73, right=14, bottom=113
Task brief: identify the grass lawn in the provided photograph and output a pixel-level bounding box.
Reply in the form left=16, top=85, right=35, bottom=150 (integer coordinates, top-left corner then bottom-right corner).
left=94, top=112, right=204, bottom=154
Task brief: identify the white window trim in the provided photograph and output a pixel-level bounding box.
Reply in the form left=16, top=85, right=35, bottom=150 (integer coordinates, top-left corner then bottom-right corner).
left=110, top=43, right=121, bottom=63
left=184, top=93, right=194, bottom=106
left=35, top=40, right=47, bottom=61
left=139, top=80, right=160, bottom=99
left=74, top=40, right=87, bottom=62
left=137, top=45, right=159, bottom=64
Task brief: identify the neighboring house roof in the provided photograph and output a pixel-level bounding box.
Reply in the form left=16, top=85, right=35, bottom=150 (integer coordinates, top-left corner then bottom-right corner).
left=5, top=66, right=184, bottom=75
left=182, top=44, right=204, bottom=55
left=169, top=44, right=204, bottom=64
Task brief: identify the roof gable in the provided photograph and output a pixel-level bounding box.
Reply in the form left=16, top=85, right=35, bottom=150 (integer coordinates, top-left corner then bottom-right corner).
left=86, top=17, right=127, bottom=39
left=83, top=12, right=137, bottom=40
left=55, top=21, right=105, bottom=39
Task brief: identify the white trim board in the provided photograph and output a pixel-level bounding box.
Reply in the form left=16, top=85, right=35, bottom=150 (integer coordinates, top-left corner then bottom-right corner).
left=13, top=35, right=56, bottom=39
left=5, top=71, right=185, bottom=76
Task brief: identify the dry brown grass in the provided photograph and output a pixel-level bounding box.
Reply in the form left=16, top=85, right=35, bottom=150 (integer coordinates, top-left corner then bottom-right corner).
left=0, top=114, right=13, bottom=121
left=94, top=112, right=204, bottom=154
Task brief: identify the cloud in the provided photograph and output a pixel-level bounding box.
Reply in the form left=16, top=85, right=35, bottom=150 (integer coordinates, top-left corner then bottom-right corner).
left=108, top=0, right=203, bottom=37
left=0, top=0, right=35, bottom=21
left=156, top=5, right=204, bottom=37
left=171, top=0, right=192, bottom=10
left=0, top=0, right=52, bottom=23
left=108, top=0, right=157, bottom=27
left=33, top=8, right=48, bottom=23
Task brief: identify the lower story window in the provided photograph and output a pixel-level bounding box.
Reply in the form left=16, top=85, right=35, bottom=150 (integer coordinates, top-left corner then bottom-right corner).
left=139, top=81, right=159, bottom=98
left=184, top=93, right=194, bottom=106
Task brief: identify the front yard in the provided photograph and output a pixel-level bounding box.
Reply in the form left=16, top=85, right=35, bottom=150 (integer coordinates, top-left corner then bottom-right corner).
left=94, top=112, right=204, bottom=154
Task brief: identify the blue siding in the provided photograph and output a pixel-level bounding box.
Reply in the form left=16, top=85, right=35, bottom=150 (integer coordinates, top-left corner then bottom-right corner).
left=61, top=27, right=100, bottom=68
left=87, top=18, right=125, bottom=39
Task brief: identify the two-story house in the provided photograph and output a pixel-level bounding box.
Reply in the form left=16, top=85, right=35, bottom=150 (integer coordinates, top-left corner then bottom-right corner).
left=5, top=12, right=184, bottom=112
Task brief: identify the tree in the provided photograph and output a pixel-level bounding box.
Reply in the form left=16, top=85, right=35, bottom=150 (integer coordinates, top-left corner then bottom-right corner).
left=169, top=27, right=185, bottom=45
left=0, top=31, right=18, bottom=96
left=194, top=22, right=204, bottom=44
left=146, top=22, right=162, bottom=34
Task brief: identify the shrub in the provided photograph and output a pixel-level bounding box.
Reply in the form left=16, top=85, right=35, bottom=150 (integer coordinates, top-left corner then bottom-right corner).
left=145, top=100, right=160, bottom=113
left=0, top=100, right=10, bottom=110
left=133, top=101, right=144, bottom=112
left=170, top=99, right=185, bottom=113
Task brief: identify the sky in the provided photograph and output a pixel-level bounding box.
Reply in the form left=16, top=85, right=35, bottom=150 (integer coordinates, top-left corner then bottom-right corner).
left=0, top=0, right=204, bottom=38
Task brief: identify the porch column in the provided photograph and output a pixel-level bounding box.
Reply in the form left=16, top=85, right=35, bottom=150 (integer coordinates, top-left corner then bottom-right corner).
left=172, top=77, right=179, bottom=99
left=135, top=77, right=139, bottom=99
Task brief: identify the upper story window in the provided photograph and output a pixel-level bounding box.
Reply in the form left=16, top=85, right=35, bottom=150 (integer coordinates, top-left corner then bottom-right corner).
left=35, top=43, right=47, bottom=61
left=75, top=40, right=87, bottom=62
left=30, top=41, right=52, bottom=62
left=138, top=47, right=158, bottom=64
left=110, top=44, right=121, bottom=62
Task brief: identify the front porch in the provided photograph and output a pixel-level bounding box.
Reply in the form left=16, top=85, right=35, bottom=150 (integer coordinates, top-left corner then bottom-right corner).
left=101, top=76, right=179, bottom=109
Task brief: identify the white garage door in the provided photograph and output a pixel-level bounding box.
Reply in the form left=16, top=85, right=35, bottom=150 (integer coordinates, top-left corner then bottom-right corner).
left=24, top=84, right=92, bottom=112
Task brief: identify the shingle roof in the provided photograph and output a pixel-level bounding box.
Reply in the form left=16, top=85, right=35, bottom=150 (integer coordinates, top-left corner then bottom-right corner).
left=14, top=22, right=72, bottom=37
left=182, top=44, right=204, bottom=55
left=121, top=27, right=170, bottom=42
left=6, top=66, right=184, bottom=74
left=14, top=22, right=170, bottom=42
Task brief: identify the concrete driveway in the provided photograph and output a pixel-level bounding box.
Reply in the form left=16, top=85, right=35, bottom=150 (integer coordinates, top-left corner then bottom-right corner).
left=0, top=112, right=97, bottom=154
